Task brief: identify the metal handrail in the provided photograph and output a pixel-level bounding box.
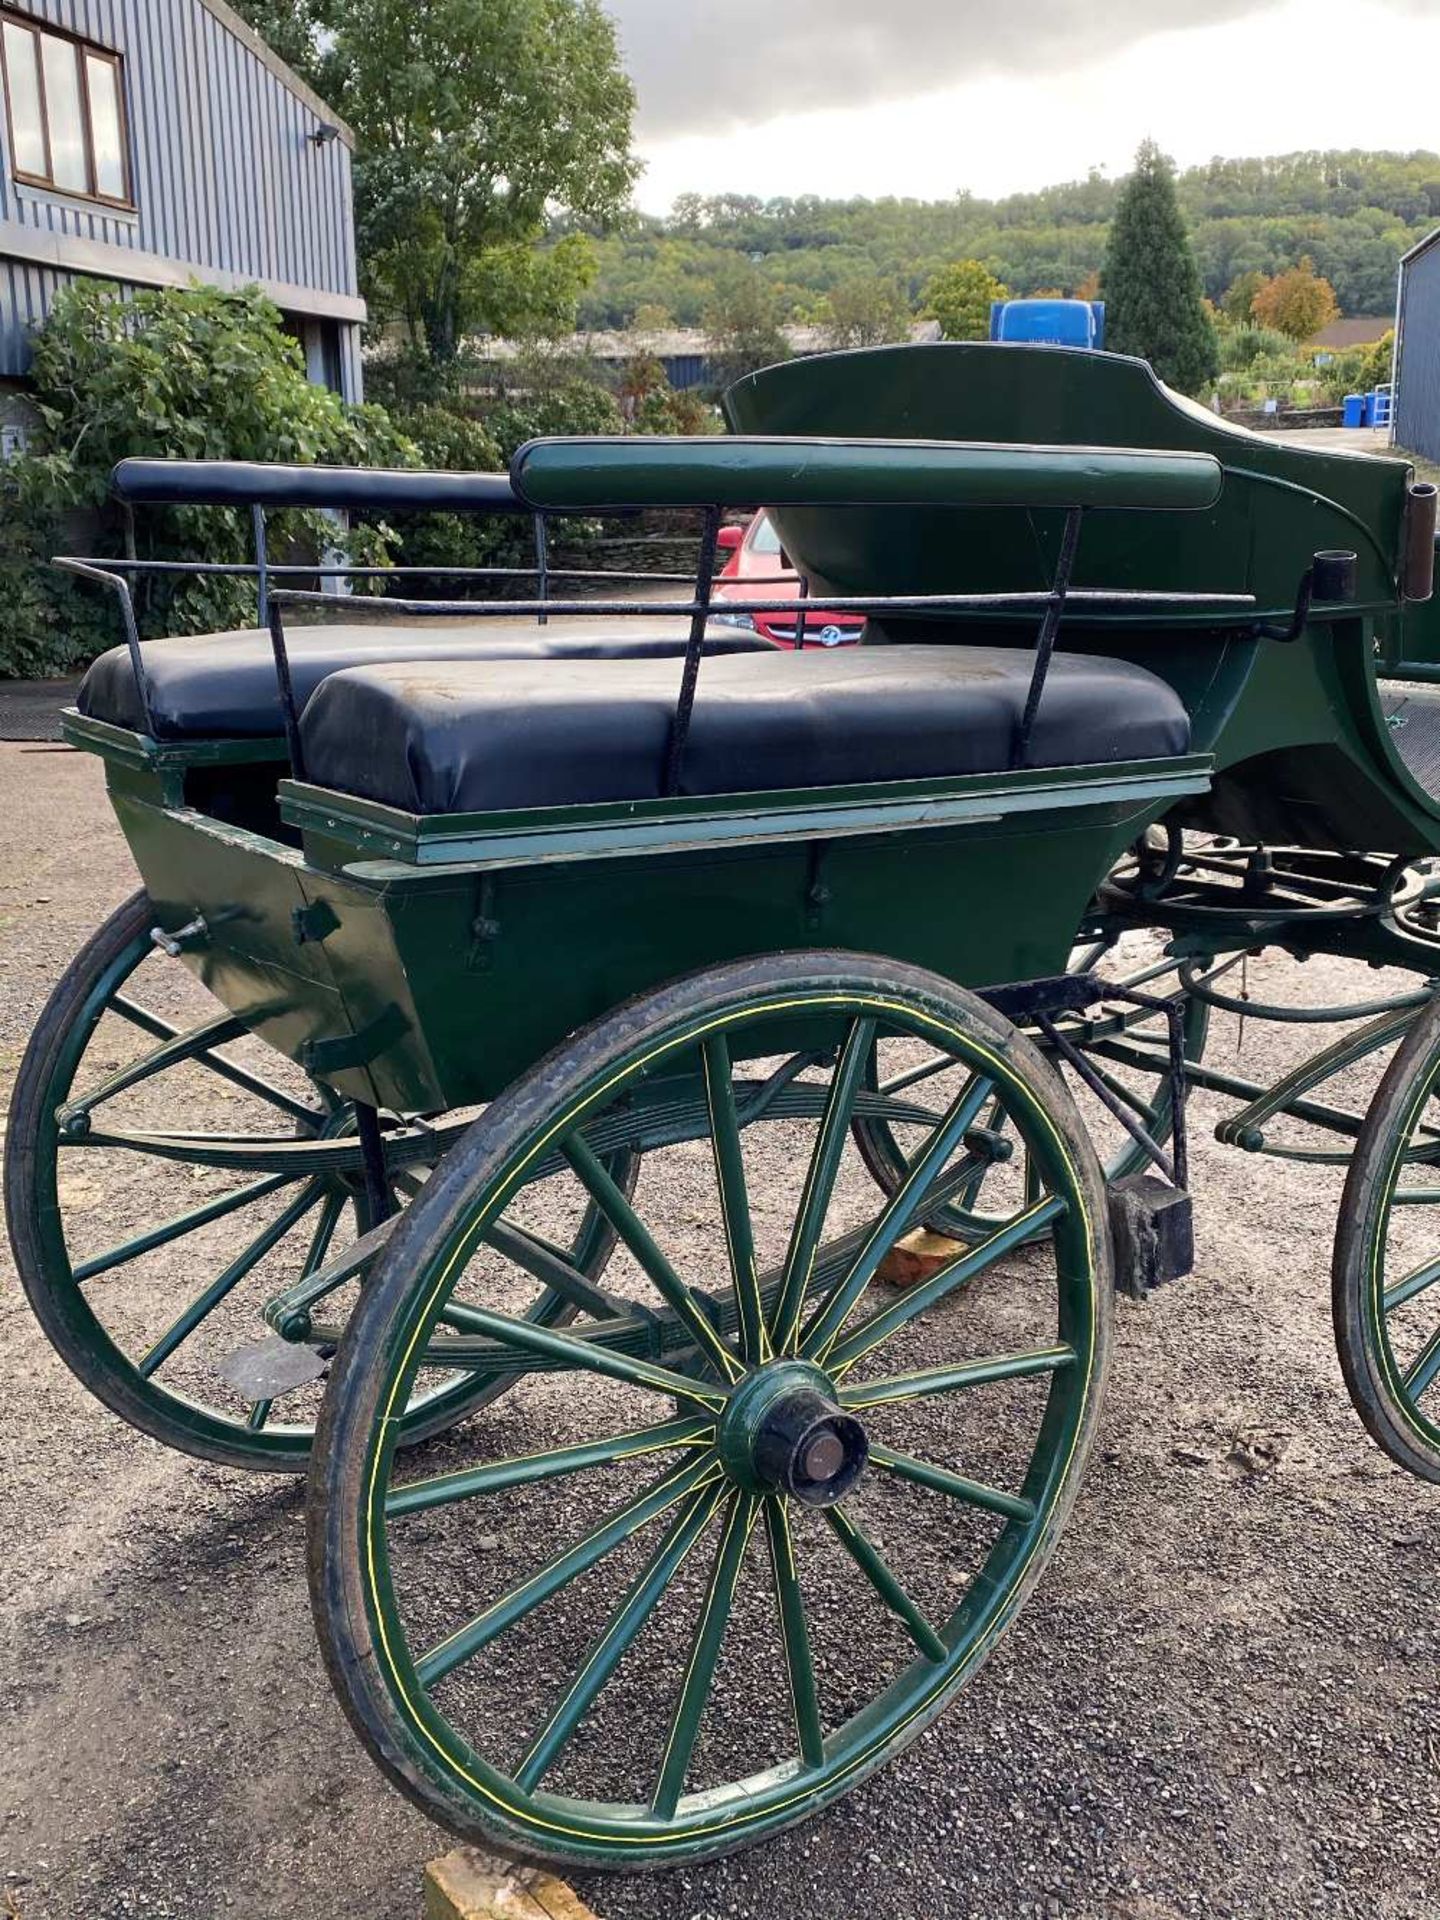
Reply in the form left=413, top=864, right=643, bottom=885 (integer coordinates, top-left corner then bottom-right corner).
left=63, top=454, right=1263, bottom=796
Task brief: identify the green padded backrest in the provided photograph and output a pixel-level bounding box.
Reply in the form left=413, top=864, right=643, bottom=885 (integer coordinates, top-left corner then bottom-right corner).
left=511, top=435, right=1222, bottom=514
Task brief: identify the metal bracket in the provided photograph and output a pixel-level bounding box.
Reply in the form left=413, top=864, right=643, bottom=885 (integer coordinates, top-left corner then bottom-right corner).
left=1258, top=548, right=1358, bottom=643
left=291, top=899, right=340, bottom=946
left=804, top=843, right=832, bottom=930
left=980, top=972, right=1103, bottom=1024
left=466, top=873, right=501, bottom=972
left=299, top=1003, right=408, bottom=1078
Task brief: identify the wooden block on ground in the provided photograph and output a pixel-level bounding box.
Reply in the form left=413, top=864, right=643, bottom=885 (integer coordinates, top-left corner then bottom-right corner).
left=877, top=1226, right=970, bottom=1288
left=424, top=1849, right=602, bottom=1920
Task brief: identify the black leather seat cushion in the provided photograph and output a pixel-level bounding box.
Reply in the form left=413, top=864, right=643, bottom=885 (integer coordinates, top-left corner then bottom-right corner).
left=77, top=622, right=775, bottom=740
left=300, top=644, right=1191, bottom=815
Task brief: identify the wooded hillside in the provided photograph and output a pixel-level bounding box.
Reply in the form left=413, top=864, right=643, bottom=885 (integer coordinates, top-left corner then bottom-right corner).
left=574, top=150, right=1440, bottom=327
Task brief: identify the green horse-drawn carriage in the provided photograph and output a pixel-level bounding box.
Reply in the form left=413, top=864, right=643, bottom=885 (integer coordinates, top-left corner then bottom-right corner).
left=8, top=341, right=1440, bottom=1867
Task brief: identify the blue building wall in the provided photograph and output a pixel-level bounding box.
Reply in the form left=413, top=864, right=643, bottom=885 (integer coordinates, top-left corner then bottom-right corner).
left=1396, top=230, right=1440, bottom=466
left=0, top=0, right=362, bottom=395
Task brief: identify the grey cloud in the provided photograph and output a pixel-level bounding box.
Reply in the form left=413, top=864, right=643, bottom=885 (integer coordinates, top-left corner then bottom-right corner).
left=607, top=0, right=1428, bottom=141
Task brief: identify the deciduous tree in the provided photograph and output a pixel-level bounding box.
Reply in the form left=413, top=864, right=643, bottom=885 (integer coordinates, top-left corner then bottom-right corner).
left=1221, top=269, right=1267, bottom=324
left=1250, top=257, right=1341, bottom=340
left=237, top=0, right=638, bottom=363
left=923, top=259, right=1008, bottom=341
left=818, top=275, right=912, bottom=350
left=704, top=271, right=791, bottom=389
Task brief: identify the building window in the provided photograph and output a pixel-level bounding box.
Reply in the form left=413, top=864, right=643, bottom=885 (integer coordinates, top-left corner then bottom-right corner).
left=0, top=11, right=130, bottom=205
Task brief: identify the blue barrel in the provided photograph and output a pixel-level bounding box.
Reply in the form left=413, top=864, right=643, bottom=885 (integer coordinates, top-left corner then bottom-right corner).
left=1343, top=393, right=1365, bottom=428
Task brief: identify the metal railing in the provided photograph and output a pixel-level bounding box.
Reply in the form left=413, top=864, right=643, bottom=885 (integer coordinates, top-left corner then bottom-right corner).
left=59, top=447, right=1265, bottom=796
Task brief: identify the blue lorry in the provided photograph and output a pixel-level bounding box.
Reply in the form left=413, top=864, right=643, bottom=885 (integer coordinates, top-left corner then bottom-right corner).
left=989, top=297, right=1106, bottom=349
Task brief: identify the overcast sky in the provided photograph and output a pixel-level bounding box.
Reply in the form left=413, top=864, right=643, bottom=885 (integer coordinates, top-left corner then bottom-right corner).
left=605, top=0, right=1440, bottom=212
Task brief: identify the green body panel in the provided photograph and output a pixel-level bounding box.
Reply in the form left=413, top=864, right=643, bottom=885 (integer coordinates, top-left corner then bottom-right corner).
left=724, top=344, right=1412, bottom=623
left=54, top=344, right=1440, bottom=1119
left=1179, top=614, right=1440, bottom=854
left=724, top=343, right=1440, bottom=856
left=512, top=433, right=1223, bottom=514
left=1378, top=536, right=1440, bottom=677
left=98, top=741, right=1207, bottom=1113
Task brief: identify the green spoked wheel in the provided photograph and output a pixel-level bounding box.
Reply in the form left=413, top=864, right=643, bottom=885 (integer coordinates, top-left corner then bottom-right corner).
left=5, top=892, right=631, bottom=1473
left=852, top=936, right=1208, bottom=1241
left=310, top=952, right=1112, bottom=1869
left=1334, top=990, right=1440, bottom=1480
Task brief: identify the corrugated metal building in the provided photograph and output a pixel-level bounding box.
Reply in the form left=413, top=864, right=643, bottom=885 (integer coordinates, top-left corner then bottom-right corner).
left=1395, top=225, right=1440, bottom=465
left=0, top=0, right=364, bottom=411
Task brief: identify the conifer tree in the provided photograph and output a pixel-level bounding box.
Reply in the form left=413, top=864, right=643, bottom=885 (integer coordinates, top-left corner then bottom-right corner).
left=1102, top=141, right=1218, bottom=393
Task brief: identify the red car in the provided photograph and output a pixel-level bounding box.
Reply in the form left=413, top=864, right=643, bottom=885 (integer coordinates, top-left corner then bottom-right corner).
left=711, top=511, right=865, bottom=648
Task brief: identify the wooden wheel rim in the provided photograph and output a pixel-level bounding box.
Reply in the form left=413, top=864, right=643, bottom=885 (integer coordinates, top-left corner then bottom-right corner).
left=8, top=895, right=616, bottom=1471
left=316, top=957, right=1111, bottom=1866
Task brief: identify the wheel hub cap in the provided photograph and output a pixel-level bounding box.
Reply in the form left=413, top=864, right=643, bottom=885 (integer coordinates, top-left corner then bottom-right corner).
left=718, top=1360, right=868, bottom=1507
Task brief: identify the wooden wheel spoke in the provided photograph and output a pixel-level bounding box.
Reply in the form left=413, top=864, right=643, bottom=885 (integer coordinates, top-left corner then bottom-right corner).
left=1402, top=1325, right=1440, bottom=1402
left=765, top=1497, right=824, bottom=1768
left=799, top=1074, right=995, bottom=1359
left=412, top=1299, right=728, bottom=1410
left=651, top=1491, right=761, bottom=1818
left=137, top=1180, right=325, bottom=1379
left=72, top=1170, right=298, bottom=1286
left=877, top=1051, right=955, bottom=1098
left=824, top=1506, right=946, bottom=1663
left=1384, top=1251, right=1440, bottom=1313
left=74, top=1010, right=249, bottom=1116
left=868, top=1443, right=1037, bottom=1523
left=701, top=1035, right=768, bottom=1365
left=109, top=993, right=320, bottom=1124
left=773, top=1016, right=876, bottom=1353
left=827, top=1193, right=1068, bottom=1375
left=301, top=1189, right=349, bottom=1281
left=564, top=1133, right=742, bottom=1380
left=840, top=1344, right=1076, bottom=1411
left=386, top=1416, right=714, bottom=1518
left=484, top=1217, right=628, bottom=1322
left=415, top=1454, right=721, bottom=1690
left=109, top=993, right=179, bottom=1043
left=515, top=1481, right=725, bottom=1792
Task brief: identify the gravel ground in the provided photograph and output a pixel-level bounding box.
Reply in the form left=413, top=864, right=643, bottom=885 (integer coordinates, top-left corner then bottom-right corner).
left=2, top=739, right=1438, bottom=1920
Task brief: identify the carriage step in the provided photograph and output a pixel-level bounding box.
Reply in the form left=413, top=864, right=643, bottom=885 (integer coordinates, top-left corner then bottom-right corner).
left=218, top=1334, right=329, bottom=1402
left=1107, top=1173, right=1194, bottom=1299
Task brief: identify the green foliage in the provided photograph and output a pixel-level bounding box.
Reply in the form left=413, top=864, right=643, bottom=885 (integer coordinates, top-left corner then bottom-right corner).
left=704, top=270, right=791, bottom=389
left=1221, top=269, right=1267, bottom=323
left=225, top=0, right=337, bottom=92
left=615, top=356, right=719, bottom=435
left=1102, top=142, right=1219, bottom=395
left=476, top=359, right=627, bottom=464
left=817, top=275, right=912, bottom=350
left=374, top=403, right=507, bottom=585
left=1316, top=330, right=1396, bottom=405
left=574, top=150, right=1440, bottom=333
left=1217, top=322, right=1298, bottom=370
left=318, top=0, right=637, bottom=360
left=922, top=259, right=1009, bottom=342
left=0, top=282, right=414, bottom=676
